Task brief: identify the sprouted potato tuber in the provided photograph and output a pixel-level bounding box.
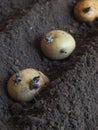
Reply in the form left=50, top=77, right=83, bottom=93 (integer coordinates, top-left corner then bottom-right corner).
left=7, top=68, right=49, bottom=102
left=74, top=0, right=98, bottom=22
left=41, top=30, right=76, bottom=60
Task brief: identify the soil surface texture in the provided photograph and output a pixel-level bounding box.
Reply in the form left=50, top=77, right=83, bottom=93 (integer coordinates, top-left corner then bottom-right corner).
left=0, top=0, right=98, bottom=130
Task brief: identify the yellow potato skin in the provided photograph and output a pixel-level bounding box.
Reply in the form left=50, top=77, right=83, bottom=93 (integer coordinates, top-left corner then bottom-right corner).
left=7, top=68, right=49, bottom=102
left=41, top=30, right=76, bottom=60
left=74, top=0, right=98, bottom=22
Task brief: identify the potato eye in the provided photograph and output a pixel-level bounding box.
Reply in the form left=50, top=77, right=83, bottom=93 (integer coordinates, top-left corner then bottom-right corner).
left=45, top=35, right=54, bottom=43
left=60, top=49, right=67, bottom=54
left=83, top=7, right=91, bottom=13
left=13, top=72, right=22, bottom=85
left=30, top=76, right=40, bottom=90
left=33, top=76, right=40, bottom=83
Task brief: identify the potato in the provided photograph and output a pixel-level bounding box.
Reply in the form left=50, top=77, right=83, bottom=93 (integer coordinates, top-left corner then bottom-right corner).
left=74, top=0, right=98, bottom=22
left=41, top=30, right=76, bottom=60
left=7, top=68, right=49, bottom=102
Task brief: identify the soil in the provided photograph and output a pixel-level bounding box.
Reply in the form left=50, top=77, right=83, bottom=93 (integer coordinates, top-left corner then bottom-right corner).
left=0, top=0, right=98, bottom=130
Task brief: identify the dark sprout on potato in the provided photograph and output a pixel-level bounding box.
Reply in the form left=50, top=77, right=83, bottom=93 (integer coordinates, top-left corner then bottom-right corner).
left=83, top=7, right=91, bottom=13
left=45, top=35, right=54, bottom=43
left=13, top=72, right=22, bottom=85
left=30, top=76, right=40, bottom=90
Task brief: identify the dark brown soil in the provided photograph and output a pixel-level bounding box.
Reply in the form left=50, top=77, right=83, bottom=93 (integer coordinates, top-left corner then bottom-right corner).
left=0, top=0, right=98, bottom=130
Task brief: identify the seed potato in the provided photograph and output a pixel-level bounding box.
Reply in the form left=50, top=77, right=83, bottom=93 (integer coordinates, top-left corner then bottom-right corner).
left=7, top=68, right=49, bottom=102
left=41, top=30, right=76, bottom=60
left=74, top=0, right=98, bottom=22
